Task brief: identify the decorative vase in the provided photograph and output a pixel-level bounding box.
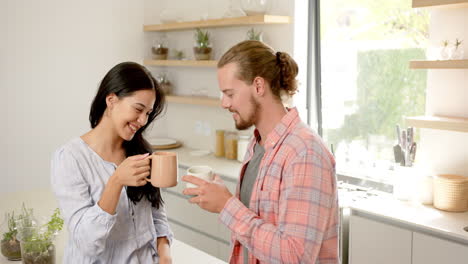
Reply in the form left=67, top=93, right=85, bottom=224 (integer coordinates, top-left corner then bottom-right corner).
left=240, top=0, right=271, bottom=16
left=450, top=47, right=465, bottom=60
left=0, top=217, right=21, bottom=261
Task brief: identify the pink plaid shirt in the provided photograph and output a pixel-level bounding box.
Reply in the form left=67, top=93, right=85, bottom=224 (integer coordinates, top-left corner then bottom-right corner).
left=219, top=108, right=339, bottom=264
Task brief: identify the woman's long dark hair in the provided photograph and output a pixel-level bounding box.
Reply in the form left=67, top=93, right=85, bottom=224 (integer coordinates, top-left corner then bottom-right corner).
left=89, top=62, right=166, bottom=209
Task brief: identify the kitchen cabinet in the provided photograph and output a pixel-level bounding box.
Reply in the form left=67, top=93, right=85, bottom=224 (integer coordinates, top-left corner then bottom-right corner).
left=349, top=215, right=412, bottom=264
left=161, top=166, right=238, bottom=261
left=349, top=214, right=468, bottom=264
left=412, top=232, right=468, bottom=264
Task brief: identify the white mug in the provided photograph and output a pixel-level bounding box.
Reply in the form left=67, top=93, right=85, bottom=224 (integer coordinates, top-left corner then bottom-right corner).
left=186, top=165, right=214, bottom=188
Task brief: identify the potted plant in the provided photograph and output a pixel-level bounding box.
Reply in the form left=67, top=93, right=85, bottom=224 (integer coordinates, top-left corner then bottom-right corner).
left=439, top=40, right=450, bottom=60
left=1, top=212, right=21, bottom=260
left=451, top=38, right=464, bottom=60
left=17, top=208, right=63, bottom=264
left=193, top=28, right=212, bottom=60
left=152, top=43, right=169, bottom=60
left=156, top=72, right=173, bottom=95
left=246, top=28, right=263, bottom=41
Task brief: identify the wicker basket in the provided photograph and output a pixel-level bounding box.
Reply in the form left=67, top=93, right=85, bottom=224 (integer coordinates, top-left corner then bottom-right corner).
left=433, top=174, right=468, bottom=212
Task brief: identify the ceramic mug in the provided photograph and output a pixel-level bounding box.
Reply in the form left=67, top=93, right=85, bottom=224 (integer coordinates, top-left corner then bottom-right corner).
left=147, top=152, right=178, bottom=188
left=186, top=165, right=214, bottom=188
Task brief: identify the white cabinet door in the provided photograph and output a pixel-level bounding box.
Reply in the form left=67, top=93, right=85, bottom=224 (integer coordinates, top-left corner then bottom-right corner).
left=169, top=221, right=220, bottom=259
left=413, top=232, right=468, bottom=264
left=349, top=215, right=412, bottom=264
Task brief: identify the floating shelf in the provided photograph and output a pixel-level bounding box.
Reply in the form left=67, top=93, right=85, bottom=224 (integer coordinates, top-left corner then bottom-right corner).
left=406, top=116, right=468, bottom=133
left=409, top=59, right=468, bottom=69
left=412, top=0, right=468, bottom=8
left=166, top=95, right=220, bottom=107
left=144, top=59, right=217, bottom=67
left=143, top=15, right=291, bottom=32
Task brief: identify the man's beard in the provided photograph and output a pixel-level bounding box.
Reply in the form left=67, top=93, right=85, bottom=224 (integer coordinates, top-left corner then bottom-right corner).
left=234, top=96, right=260, bottom=130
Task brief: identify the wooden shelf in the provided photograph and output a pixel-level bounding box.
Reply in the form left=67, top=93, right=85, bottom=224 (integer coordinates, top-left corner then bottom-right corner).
left=406, top=116, right=468, bottom=133
left=166, top=95, right=220, bottom=107
left=144, top=15, right=291, bottom=32
left=412, top=0, right=468, bottom=8
left=409, top=59, right=468, bottom=69
left=144, top=59, right=217, bottom=67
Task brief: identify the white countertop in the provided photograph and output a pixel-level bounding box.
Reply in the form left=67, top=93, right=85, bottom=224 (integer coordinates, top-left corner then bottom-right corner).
left=0, top=189, right=227, bottom=264
left=172, top=146, right=468, bottom=242
left=349, top=193, right=468, bottom=242
left=171, top=146, right=242, bottom=181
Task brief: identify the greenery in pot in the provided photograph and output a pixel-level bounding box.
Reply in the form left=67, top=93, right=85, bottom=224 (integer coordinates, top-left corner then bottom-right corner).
left=246, top=28, right=263, bottom=41
left=17, top=208, right=63, bottom=264
left=193, top=28, right=212, bottom=60
left=152, top=43, right=169, bottom=60
left=1, top=204, right=34, bottom=261
left=1, top=212, right=21, bottom=260
left=451, top=38, right=464, bottom=59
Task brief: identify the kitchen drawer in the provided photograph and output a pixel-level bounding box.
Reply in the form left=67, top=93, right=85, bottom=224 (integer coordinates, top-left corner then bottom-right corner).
left=412, top=232, right=468, bottom=264
left=169, top=221, right=220, bottom=260
left=349, top=215, right=412, bottom=264
left=162, top=191, right=220, bottom=238
left=218, top=242, right=231, bottom=262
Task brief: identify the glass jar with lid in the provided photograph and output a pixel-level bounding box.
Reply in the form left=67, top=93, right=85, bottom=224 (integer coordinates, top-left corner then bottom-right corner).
left=237, top=134, right=251, bottom=162
left=224, top=131, right=238, bottom=160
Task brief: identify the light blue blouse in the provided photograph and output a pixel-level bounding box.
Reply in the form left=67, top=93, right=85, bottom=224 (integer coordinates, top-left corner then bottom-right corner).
left=50, top=137, right=173, bottom=264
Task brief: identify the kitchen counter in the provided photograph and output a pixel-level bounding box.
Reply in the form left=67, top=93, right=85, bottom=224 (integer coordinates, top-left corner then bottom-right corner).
left=0, top=189, right=227, bottom=264
left=170, top=146, right=242, bottom=181
left=349, top=193, right=468, bottom=244
left=172, top=146, right=468, bottom=243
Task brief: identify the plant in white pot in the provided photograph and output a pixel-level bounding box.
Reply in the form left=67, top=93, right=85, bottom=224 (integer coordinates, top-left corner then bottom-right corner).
left=451, top=38, right=464, bottom=60
left=246, top=28, right=263, bottom=41
left=439, top=40, right=450, bottom=60
left=16, top=208, right=63, bottom=264
left=193, top=28, right=212, bottom=60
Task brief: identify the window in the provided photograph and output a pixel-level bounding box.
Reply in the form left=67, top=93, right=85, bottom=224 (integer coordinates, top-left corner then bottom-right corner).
left=317, top=0, right=429, bottom=183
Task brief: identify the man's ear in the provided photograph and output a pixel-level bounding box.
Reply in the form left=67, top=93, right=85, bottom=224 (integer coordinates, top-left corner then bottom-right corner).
left=252, top=77, right=266, bottom=96
left=106, top=93, right=117, bottom=108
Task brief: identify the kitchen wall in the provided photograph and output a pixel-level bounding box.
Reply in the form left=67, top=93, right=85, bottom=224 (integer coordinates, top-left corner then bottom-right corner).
left=1, top=0, right=145, bottom=193
left=143, top=0, right=305, bottom=151
left=1, top=0, right=308, bottom=194
left=418, top=8, right=468, bottom=177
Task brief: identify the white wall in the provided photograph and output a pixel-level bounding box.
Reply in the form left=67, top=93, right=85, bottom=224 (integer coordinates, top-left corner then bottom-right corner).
left=418, top=8, right=468, bottom=176
left=143, top=0, right=303, bottom=151
left=1, top=0, right=145, bottom=194
left=1, top=0, right=307, bottom=194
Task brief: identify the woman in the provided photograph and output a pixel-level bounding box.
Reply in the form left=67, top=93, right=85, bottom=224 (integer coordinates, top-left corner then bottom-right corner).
left=51, top=62, right=173, bottom=263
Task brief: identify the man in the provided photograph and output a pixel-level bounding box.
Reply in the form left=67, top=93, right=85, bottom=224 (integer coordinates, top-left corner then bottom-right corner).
left=182, top=40, right=339, bottom=264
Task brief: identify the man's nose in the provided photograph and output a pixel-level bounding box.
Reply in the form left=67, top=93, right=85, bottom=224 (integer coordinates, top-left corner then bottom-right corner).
left=221, top=95, right=230, bottom=109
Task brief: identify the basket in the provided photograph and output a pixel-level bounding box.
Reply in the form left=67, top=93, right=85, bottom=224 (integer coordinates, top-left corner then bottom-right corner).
left=433, top=174, right=468, bottom=212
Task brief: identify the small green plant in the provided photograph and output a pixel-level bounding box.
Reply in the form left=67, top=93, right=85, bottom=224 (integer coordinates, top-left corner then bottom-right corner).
left=2, top=212, right=16, bottom=242
left=194, top=28, right=210, bottom=48
left=18, top=208, right=63, bottom=264
left=442, top=40, right=450, bottom=48
left=193, top=28, right=212, bottom=60
left=1, top=203, right=33, bottom=260
left=246, top=28, right=262, bottom=41
left=454, top=38, right=463, bottom=50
